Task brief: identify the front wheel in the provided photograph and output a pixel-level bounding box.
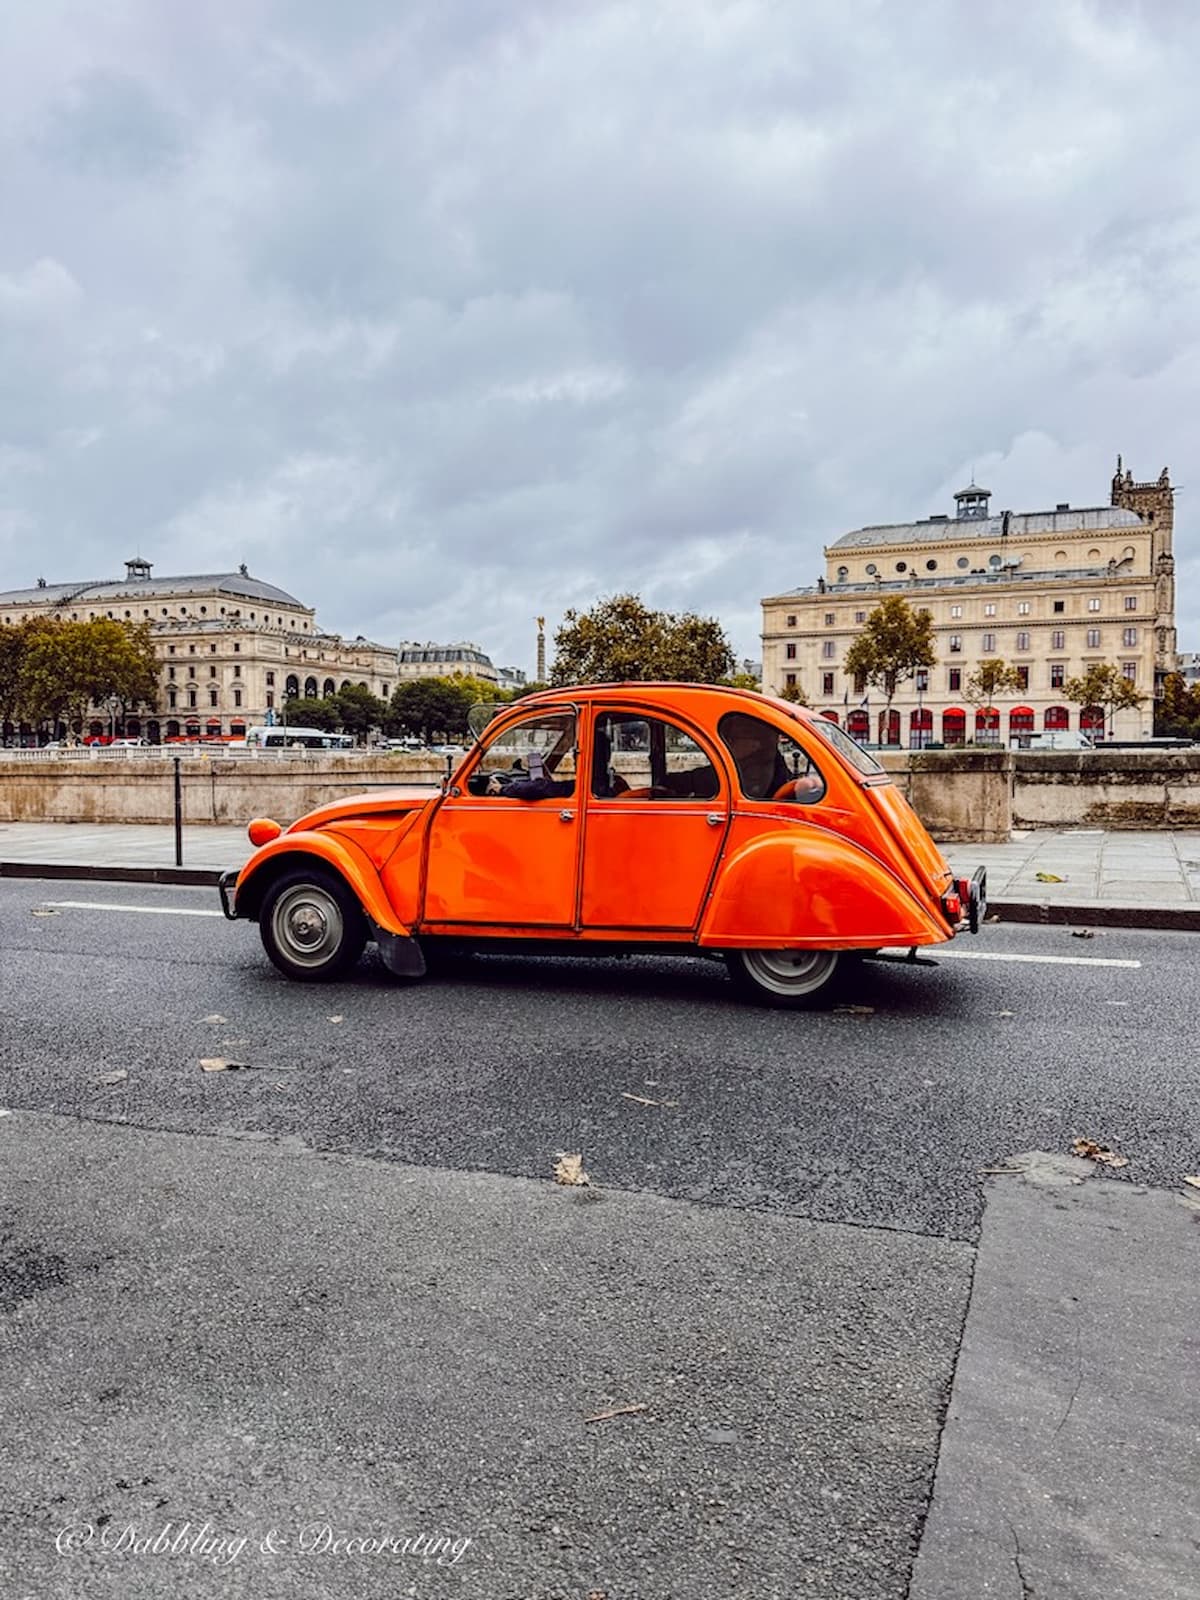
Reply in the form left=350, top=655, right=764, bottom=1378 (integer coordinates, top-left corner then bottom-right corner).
left=724, top=947, right=843, bottom=1009
left=259, top=868, right=367, bottom=982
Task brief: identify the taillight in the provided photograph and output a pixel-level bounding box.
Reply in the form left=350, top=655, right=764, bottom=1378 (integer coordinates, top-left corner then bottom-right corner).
left=957, top=876, right=971, bottom=903
left=942, top=891, right=963, bottom=922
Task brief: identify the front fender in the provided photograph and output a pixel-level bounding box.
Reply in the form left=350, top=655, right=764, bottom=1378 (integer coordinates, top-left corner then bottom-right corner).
left=699, top=827, right=950, bottom=949
left=233, top=830, right=410, bottom=939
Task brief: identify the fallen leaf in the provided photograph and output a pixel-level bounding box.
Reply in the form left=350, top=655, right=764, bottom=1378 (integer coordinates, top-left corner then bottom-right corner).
left=1182, top=1176, right=1200, bottom=1191
left=199, top=1014, right=227, bottom=1025
left=97, top=1069, right=128, bottom=1085
left=199, top=1057, right=248, bottom=1073
left=1035, top=871, right=1067, bottom=882
left=328, top=1015, right=344, bottom=1024
left=1071, top=1137, right=1129, bottom=1169
left=1070, top=928, right=1096, bottom=939
left=554, top=1152, right=590, bottom=1187
left=583, top=1402, right=647, bottom=1424
left=834, top=1004, right=875, bottom=1015
left=620, top=1091, right=678, bottom=1108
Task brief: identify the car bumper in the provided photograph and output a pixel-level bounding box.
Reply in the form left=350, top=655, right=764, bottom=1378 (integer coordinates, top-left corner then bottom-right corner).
left=967, top=866, right=987, bottom=934
left=218, top=868, right=242, bottom=921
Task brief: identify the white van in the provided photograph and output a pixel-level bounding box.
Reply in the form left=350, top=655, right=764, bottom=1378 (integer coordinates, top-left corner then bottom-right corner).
left=1021, top=731, right=1095, bottom=751
left=243, top=726, right=354, bottom=750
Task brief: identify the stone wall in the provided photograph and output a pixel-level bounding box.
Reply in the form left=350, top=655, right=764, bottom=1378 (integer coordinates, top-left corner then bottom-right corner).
left=2, top=748, right=1198, bottom=837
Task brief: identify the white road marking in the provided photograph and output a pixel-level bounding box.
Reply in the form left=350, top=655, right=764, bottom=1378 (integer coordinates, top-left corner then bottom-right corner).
left=43, top=900, right=225, bottom=918
left=882, top=947, right=1141, bottom=970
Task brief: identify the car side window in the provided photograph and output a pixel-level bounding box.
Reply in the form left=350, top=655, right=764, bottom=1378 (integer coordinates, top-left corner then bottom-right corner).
left=467, top=711, right=577, bottom=799
left=591, top=712, right=720, bottom=800
left=717, top=712, right=825, bottom=804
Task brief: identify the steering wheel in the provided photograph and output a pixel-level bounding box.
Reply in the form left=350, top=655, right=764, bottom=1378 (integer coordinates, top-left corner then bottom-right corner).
left=773, top=774, right=823, bottom=802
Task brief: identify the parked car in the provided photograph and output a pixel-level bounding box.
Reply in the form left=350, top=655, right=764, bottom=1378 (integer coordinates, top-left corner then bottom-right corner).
left=219, top=684, right=985, bottom=1006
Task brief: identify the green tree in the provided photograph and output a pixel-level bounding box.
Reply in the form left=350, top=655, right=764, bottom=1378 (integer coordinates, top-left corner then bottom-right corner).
left=550, top=594, right=735, bottom=685
left=776, top=681, right=810, bottom=705
left=282, top=696, right=341, bottom=732
left=0, top=620, right=31, bottom=733
left=18, top=617, right=159, bottom=737
left=386, top=678, right=475, bottom=742
left=331, top=683, right=387, bottom=740
left=961, top=658, right=1022, bottom=745
left=1064, top=663, right=1145, bottom=737
left=1155, top=672, right=1200, bottom=739
left=843, top=598, right=936, bottom=724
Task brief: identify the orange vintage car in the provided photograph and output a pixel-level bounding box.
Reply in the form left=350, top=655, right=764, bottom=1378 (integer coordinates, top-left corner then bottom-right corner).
left=219, top=684, right=985, bottom=1006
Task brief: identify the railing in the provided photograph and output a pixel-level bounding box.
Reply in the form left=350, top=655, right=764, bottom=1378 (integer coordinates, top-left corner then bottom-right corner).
left=0, top=744, right=400, bottom=762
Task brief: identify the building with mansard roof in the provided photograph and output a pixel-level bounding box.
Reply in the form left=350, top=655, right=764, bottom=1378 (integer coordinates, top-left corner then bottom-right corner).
left=0, top=558, right=398, bottom=741
left=761, top=459, right=1178, bottom=746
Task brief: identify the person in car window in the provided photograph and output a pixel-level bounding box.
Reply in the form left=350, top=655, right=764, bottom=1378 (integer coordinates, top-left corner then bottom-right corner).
left=720, top=714, right=824, bottom=803
left=486, top=771, right=574, bottom=800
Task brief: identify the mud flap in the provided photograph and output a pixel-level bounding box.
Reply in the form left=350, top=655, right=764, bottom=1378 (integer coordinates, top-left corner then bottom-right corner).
left=370, top=923, right=427, bottom=978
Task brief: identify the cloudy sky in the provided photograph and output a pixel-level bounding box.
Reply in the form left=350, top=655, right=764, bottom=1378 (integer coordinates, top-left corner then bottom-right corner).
left=2, top=0, right=1198, bottom=675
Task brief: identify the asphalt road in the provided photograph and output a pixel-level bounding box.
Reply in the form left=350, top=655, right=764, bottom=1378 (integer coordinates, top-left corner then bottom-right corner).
left=2, top=880, right=1198, bottom=1600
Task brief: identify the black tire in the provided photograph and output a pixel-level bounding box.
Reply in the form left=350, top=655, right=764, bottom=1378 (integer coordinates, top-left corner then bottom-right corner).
left=259, top=867, right=368, bottom=982
left=724, top=947, right=843, bottom=1009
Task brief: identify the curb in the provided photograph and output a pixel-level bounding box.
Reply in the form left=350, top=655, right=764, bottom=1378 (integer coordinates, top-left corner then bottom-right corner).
left=986, top=899, right=1200, bottom=933
left=0, top=861, right=226, bottom=887
left=3, top=860, right=1199, bottom=932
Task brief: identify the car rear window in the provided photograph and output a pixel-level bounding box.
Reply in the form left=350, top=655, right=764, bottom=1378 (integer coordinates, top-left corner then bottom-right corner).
left=806, top=717, right=886, bottom=777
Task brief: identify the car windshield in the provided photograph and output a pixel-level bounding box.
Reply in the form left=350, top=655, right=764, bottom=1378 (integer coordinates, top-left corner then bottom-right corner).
left=806, top=717, right=885, bottom=777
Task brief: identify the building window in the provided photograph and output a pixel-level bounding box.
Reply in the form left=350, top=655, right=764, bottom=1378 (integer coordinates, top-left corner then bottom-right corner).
left=950, top=605, right=962, bottom=619
left=786, top=614, right=797, bottom=627
left=1015, top=665, right=1029, bottom=690
left=234, top=690, right=242, bottom=707
left=209, top=691, right=218, bottom=707
left=786, top=643, right=797, bottom=660
left=266, top=692, right=274, bottom=709
left=266, top=671, right=275, bottom=686
left=956, top=557, right=968, bottom=569
left=865, top=564, right=877, bottom=576
left=854, top=611, right=866, bottom=623
left=1016, top=631, right=1030, bottom=651
left=824, top=612, right=835, bottom=626
left=168, top=666, right=175, bottom=680
left=233, top=643, right=240, bottom=654
left=984, top=603, right=996, bottom=617
left=915, top=669, right=929, bottom=693
left=1017, top=601, right=1030, bottom=615
left=982, top=633, right=996, bottom=652
left=896, top=561, right=907, bottom=572
left=187, top=690, right=196, bottom=708
left=209, top=665, right=217, bottom=678
left=169, top=645, right=176, bottom=655
left=188, top=665, right=196, bottom=679
left=926, top=559, right=937, bottom=571
left=1123, top=627, right=1138, bottom=647
left=189, top=644, right=196, bottom=654
left=854, top=673, right=867, bottom=695
left=1086, top=629, right=1101, bottom=648
left=168, top=691, right=176, bottom=709
left=786, top=673, right=797, bottom=688
left=1050, top=664, right=1065, bottom=689
left=1051, top=630, right=1065, bottom=650
left=948, top=667, right=962, bottom=691
left=211, top=643, right=217, bottom=652
left=1087, top=598, right=1101, bottom=612
left=822, top=641, right=836, bottom=659
left=836, top=567, right=848, bottom=582
left=1124, top=596, right=1137, bottom=611
left=949, top=634, right=962, bottom=653
left=1053, top=600, right=1065, bottom=613
left=1122, top=662, right=1137, bottom=682
left=822, top=673, right=835, bottom=695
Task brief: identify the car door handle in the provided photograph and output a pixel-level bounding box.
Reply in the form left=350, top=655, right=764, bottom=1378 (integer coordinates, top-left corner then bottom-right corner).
left=559, top=809, right=575, bottom=821
left=706, top=813, right=724, bottom=826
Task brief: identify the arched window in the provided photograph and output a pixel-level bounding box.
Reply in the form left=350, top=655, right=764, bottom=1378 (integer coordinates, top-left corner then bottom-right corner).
left=943, top=708, right=966, bottom=747
left=975, top=707, right=1000, bottom=745
left=323, top=678, right=336, bottom=698
left=909, top=707, right=933, bottom=749
left=1080, top=705, right=1105, bottom=734
left=879, top=709, right=901, bottom=745
left=1044, top=706, right=1069, bottom=730
left=1009, top=706, right=1034, bottom=736
left=285, top=675, right=300, bottom=697
left=304, top=676, right=318, bottom=699
left=846, top=709, right=869, bottom=741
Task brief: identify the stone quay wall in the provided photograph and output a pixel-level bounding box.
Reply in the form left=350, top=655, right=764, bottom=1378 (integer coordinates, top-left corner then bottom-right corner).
left=1, top=748, right=1198, bottom=839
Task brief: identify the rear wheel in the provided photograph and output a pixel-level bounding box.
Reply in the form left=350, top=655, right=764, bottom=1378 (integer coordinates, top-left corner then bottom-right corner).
left=259, top=868, right=367, bottom=982
left=725, top=947, right=843, bottom=1008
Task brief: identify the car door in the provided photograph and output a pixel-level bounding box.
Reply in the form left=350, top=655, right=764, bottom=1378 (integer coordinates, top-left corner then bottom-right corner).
left=580, top=707, right=730, bottom=933
left=420, top=707, right=581, bottom=930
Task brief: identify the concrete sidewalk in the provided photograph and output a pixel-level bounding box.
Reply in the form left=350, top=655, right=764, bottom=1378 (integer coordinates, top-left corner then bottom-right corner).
left=2, top=820, right=1199, bottom=930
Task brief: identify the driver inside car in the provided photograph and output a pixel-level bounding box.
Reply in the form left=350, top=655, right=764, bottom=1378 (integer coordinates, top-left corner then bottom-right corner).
left=719, top=713, right=825, bottom=803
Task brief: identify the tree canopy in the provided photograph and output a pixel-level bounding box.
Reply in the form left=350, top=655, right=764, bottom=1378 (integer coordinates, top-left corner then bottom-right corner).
left=843, top=597, right=936, bottom=708
left=550, top=594, right=735, bottom=685
left=4, top=617, right=159, bottom=736
left=1155, top=672, right=1200, bottom=740
left=961, top=658, right=1022, bottom=711
left=1063, top=663, right=1145, bottom=730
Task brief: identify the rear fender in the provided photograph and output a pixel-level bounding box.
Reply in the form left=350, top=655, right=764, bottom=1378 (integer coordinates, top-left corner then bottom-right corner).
left=234, top=831, right=409, bottom=939
left=699, top=828, right=950, bottom=949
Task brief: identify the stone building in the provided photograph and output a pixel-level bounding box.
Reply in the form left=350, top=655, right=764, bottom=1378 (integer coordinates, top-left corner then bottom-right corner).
left=396, top=641, right=502, bottom=685
left=761, top=459, right=1178, bottom=745
left=0, top=559, right=397, bottom=740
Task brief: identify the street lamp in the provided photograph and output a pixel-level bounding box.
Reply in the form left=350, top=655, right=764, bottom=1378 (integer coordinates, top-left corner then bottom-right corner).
left=282, top=685, right=298, bottom=740
left=105, top=694, right=121, bottom=742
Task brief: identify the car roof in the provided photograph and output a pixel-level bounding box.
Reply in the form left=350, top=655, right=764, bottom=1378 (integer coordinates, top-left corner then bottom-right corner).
left=512, top=682, right=815, bottom=724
